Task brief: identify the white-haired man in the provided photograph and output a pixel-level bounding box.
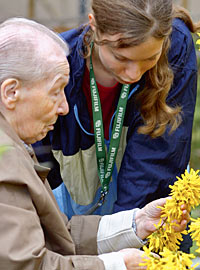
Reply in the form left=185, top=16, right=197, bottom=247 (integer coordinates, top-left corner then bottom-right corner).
left=0, top=17, right=188, bottom=270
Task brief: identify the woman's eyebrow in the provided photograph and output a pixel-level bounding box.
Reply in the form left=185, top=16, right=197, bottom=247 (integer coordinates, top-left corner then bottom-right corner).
left=146, top=51, right=162, bottom=60
left=113, top=50, right=161, bottom=61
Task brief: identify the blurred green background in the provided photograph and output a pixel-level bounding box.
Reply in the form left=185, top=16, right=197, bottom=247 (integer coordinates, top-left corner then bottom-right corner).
left=190, top=38, right=200, bottom=171
left=190, top=35, right=200, bottom=257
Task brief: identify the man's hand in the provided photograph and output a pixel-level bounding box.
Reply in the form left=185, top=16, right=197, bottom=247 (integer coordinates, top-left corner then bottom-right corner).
left=119, top=248, right=158, bottom=270
left=134, top=197, right=190, bottom=240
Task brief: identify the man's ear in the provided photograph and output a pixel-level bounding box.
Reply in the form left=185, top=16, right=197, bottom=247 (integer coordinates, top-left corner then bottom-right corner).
left=0, top=78, right=21, bottom=109
left=88, top=13, right=96, bottom=32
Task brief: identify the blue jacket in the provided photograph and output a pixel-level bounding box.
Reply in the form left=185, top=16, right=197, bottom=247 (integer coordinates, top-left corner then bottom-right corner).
left=33, top=18, right=197, bottom=219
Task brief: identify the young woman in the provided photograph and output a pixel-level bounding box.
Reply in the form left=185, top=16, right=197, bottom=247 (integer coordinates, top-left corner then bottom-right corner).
left=34, top=0, right=199, bottom=227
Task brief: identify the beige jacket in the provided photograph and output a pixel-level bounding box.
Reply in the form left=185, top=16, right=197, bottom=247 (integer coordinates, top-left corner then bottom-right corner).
left=0, top=111, right=145, bottom=270
left=0, top=112, right=104, bottom=270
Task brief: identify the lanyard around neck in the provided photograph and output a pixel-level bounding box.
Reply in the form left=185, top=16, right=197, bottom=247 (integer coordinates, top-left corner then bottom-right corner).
left=89, top=42, right=131, bottom=194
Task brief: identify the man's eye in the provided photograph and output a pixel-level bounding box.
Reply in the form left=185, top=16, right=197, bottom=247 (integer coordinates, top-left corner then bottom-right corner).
left=54, top=90, right=60, bottom=96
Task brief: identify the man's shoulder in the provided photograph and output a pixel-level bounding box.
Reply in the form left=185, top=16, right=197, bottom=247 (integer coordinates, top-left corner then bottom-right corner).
left=0, top=113, right=17, bottom=147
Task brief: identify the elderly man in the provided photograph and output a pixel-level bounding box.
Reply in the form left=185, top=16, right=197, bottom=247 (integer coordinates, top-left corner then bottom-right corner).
left=0, top=18, right=188, bottom=270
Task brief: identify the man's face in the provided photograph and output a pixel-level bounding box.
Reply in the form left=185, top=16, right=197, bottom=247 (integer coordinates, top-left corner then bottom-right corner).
left=14, top=66, right=69, bottom=144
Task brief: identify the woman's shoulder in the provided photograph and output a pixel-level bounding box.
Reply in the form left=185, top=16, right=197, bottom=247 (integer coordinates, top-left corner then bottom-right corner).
left=172, top=18, right=192, bottom=37
left=59, top=24, right=89, bottom=48
left=168, top=18, right=197, bottom=70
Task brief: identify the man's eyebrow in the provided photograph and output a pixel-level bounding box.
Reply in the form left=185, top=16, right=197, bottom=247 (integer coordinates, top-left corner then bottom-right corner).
left=48, top=74, right=68, bottom=92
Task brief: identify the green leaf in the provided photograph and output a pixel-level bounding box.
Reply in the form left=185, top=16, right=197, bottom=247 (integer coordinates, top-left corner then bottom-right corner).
left=0, top=145, right=9, bottom=158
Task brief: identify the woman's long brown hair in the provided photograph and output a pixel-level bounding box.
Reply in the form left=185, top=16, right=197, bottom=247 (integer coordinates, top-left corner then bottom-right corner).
left=82, top=0, right=200, bottom=138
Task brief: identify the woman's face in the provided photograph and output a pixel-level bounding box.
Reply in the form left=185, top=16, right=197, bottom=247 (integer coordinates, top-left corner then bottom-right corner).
left=96, top=34, right=164, bottom=84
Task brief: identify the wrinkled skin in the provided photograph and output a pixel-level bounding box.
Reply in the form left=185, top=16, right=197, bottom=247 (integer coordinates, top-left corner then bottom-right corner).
left=119, top=197, right=190, bottom=270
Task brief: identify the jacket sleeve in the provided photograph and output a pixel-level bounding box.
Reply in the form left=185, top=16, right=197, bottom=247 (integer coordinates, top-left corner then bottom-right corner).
left=114, top=19, right=197, bottom=212
left=0, top=184, right=105, bottom=270
left=0, top=144, right=105, bottom=270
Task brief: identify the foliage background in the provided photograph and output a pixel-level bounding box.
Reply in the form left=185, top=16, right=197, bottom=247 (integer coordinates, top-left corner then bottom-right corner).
left=190, top=36, right=200, bottom=257
left=190, top=51, right=200, bottom=171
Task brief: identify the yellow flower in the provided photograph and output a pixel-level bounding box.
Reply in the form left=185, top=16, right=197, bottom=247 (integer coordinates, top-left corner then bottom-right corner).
left=169, top=169, right=200, bottom=209
left=159, top=197, right=183, bottom=223
left=140, top=246, right=161, bottom=270
left=140, top=168, right=200, bottom=268
left=159, top=248, right=198, bottom=270
left=140, top=247, right=199, bottom=270
left=147, top=224, right=186, bottom=252
left=189, top=217, right=200, bottom=252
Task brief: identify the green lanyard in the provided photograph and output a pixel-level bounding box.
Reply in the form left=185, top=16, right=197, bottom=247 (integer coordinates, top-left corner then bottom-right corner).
left=90, top=42, right=131, bottom=198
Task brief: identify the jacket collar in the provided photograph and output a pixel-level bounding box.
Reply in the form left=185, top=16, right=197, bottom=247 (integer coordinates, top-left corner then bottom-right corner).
left=34, top=163, right=50, bottom=182
left=0, top=111, right=50, bottom=183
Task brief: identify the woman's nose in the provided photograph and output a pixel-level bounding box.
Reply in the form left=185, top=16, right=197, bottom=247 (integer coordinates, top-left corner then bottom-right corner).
left=125, top=61, right=142, bottom=82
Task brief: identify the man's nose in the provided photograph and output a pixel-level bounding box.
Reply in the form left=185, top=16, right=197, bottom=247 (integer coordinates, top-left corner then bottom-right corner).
left=57, top=93, right=69, bottom=116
